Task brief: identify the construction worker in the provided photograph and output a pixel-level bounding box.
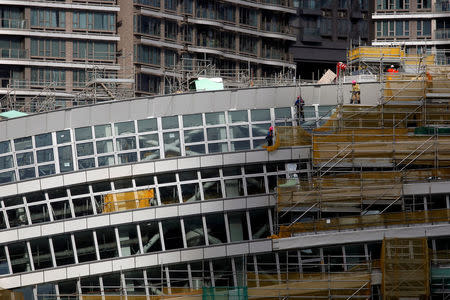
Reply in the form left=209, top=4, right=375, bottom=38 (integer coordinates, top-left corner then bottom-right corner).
left=266, top=126, right=274, bottom=146
left=295, top=96, right=305, bottom=121
left=351, top=80, right=360, bottom=104
left=387, top=65, right=398, bottom=73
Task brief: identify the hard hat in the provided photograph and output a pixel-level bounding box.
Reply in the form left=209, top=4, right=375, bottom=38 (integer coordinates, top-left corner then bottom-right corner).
left=269, top=126, right=273, bottom=131
left=352, top=80, right=356, bottom=84
left=390, top=65, right=394, bottom=68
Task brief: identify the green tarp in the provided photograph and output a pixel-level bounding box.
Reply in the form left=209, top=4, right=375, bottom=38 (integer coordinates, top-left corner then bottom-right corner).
left=0, top=110, right=28, bottom=119
left=195, top=78, right=224, bottom=91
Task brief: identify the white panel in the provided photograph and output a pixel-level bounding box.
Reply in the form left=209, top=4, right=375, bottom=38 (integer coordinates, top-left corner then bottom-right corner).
left=41, top=222, right=64, bottom=236
left=226, top=243, right=249, bottom=256
left=425, top=224, right=450, bottom=237
left=43, top=268, right=67, bottom=283
left=89, top=261, right=113, bottom=275
left=201, top=200, right=223, bottom=214
left=132, top=208, right=155, bottom=222
left=249, top=240, right=272, bottom=253
left=135, top=254, right=158, bottom=268
left=110, top=211, right=133, bottom=225
left=292, top=147, right=310, bottom=160
left=269, top=195, right=277, bottom=206
left=67, top=264, right=90, bottom=278
left=40, top=175, right=64, bottom=190
left=431, top=181, right=450, bottom=194
left=18, top=225, right=41, bottom=240
left=178, top=203, right=201, bottom=216
left=384, top=226, right=426, bottom=238
left=269, top=148, right=291, bottom=161
left=0, top=275, right=21, bottom=289
left=87, top=215, right=110, bottom=229
left=180, top=248, right=204, bottom=262
left=177, top=157, right=200, bottom=170
left=86, top=168, right=110, bottom=182
left=0, top=229, right=18, bottom=243
left=17, top=179, right=41, bottom=194
left=223, top=198, right=246, bottom=211
left=158, top=251, right=181, bottom=265
left=64, top=218, right=87, bottom=232
left=245, top=150, right=268, bottom=164
left=62, top=172, right=87, bottom=186
left=246, top=195, right=269, bottom=208
left=21, top=271, right=44, bottom=285
left=0, top=183, right=18, bottom=197
left=223, top=152, right=245, bottom=165
left=200, top=155, right=222, bottom=168
left=132, top=161, right=155, bottom=176
left=204, top=245, right=226, bottom=259
left=155, top=206, right=178, bottom=219
left=112, top=257, right=136, bottom=272
left=109, top=165, right=132, bottom=179
left=154, top=159, right=178, bottom=173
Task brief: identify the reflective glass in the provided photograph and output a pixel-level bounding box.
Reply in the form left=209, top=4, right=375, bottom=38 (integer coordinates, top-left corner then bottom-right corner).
left=139, top=134, right=159, bottom=148
left=75, top=127, right=92, bottom=141
left=94, top=124, right=112, bottom=138
left=35, top=133, right=52, bottom=148
left=183, top=216, right=205, bottom=247
left=275, top=107, right=291, bottom=119
left=163, top=132, right=180, bottom=157
left=162, top=116, right=179, bottom=129
left=96, top=140, right=114, bottom=154
left=74, top=231, right=96, bottom=262
left=228, top=110, right=248, bottom=123
left=8, top=242, right=31, bottom=273
left=202, top=180, right=222, bottom=200
left=183, top=114, right=202, bottom=127
left=162, top=219, right=183, bottom=250
left=159, top=185, right=179, bottom=205
left=114, top=121, right=135, bottom=135
left=137, top=118, right=157, bottom=132
left=253, top=139, right=266, bottom=149
left=118, top=152, right=137, bottom=164
left=208, top=142, right=228, bottom=153
left=246, top=176, right=265, bottom=195
left=58, top=146, right=73, bottom=172
left=29, top=204, right=50, bottom=224
left=76, top=142, right=94, bottom=157
left=251, top=109, right=270, bottom=121
left=14, top=137, right=32, bottom=151
left=249, top=209, right=270, bottom=239
left=30, top=239, right=52, bottom=270
left=184, top=129, right=204, bottom=143
left=225, top=179, right=244, bottom=197
left=205, top=112, right=225, bottom=125
left=318, top=105, right=335, bottom=117
left=140, top=150, right=160, bottom=161
left=96, top=227, right=118, bottom=259
left=0, top=155, right=13, bottom=170
left=181, top=183, right=201, bottom=202
left=0, top=171, right=15, bottom=183
left=304, top=106, right=316, bottom=118
left=16, top=152, right=34, bottom=166
left=19, top=167, right=35, bottom=180
left=140, top=222, right=162, bottom=253
left=56, top=130, right=71, bottom=144
left=116, top=137, right=136, bottom=151
left=52, top=234, right=75, bottom=266
left=0, top=141, right=10, bottom=154
left=185, top=144, right=205, bottom=156
left=252, top=123, right=271, bottom=137
left=118, top=225, right=140, bottom=256
left=231, top=140, right=250, bottom=151
left=37, top=149, right=53, bottom=163
left=207, top=127, right=227, bottom=140
left=205, top=214, right=227, bottom=244
left=98, top=155, right=115, bottom=166
left=229, top=125, right=249, bottom=138
left=78, top=158, right=95, bottom=169
left=227, top=212, right=249, bottom=242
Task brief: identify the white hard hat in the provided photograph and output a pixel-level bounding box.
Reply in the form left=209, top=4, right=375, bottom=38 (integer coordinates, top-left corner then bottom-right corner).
left=390, top=65, right=394, bottom=68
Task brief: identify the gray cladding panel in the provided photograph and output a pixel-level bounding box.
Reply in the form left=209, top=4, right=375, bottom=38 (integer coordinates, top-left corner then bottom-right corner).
left=130, top=98, right=149, bottom=120
left=71, top=106, right=93, bottom=128
left=90, top=103, right=110, bottom=125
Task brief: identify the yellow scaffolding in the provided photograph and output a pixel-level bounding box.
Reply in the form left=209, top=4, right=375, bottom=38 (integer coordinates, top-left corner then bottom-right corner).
left=103, top=189, right=154, bottom=213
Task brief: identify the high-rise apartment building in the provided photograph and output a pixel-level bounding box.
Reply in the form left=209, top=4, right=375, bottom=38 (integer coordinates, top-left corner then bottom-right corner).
left=0, top=0, right=296, bottom=111
left=290, top=0, right=373, bottom=79
left=372, top=0, right=450, bottom=58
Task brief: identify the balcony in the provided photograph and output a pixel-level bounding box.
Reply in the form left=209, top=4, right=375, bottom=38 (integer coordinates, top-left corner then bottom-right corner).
left=300, top=27, right=322, bottom=42
left=435, top=29, right=450, bottom=40
left=299, top=0, right=322, bottom=15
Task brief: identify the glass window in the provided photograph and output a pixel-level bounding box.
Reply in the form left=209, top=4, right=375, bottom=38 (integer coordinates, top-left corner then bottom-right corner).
left=56, top=130, right=71, bottom=144
left=78, top=158, right=95, bottom=169
left=8, top=242, right=31, bottom=273
left=223, top=166, right=241, bottom=176
left=162, top=219, right=183, bottom=250
left=205, top=112, right=225, bottom=125
left=163, top=132, right=180, bottom=157
left=96, top=140, right=114, bottom=154
left=95, top=124, right=112, bottom=138
left=50, top=200, right=71, bottom=220
left=184, top=129, right=204, bottom=143
left=118, top=152, right=137, bottom=164
left=30, top=239, right=52, bottom=270
left=185, top=144, right=205, bottom=156
left=76, top=142, right=94, bottom=157
left=275, top=107, right=291, bottom=119
left=139, top=134, right=159, bottom=148
left=16, top=152, right=34, bottom=166
left=19, top=167, right=36, bottom=180
left=253, top=139, right=266, bottom=149
left=140, top=222, right=162, bottom=253
left=37, top=149, right=53, bottom=163
left=0, top=247, right=9, bottom=275
left=202, top=180, right=222, bottom=200
left=74, top=231, right=96, bottom=263
left=228, top=110, right=248, bottom=123
left=0, top=155, right=14, bottom=170
left=98, top=155, right=115, bottom=166
left=179, top=171, right=197, bottom=181
left=251, top=109, right=270, bottom=121
left=181, top=183, right=201, bottom=202
left=7, top=208, right=28, bottom=227
left=29, top=204, right=50, bottom=224
left=231, top=140, right=250, bottom=151
left=249, top=209, right=269, bottom=239
left=252, top=123, right=271, bottom=137
left=72, top=197, right=93, bottom=217
left=183, top=114, right=202, bottom=127
left=201, top=169, right=219, bottom=179
left=38, top=164, right=55, bottom=177
left=96, top=227, right=118, bottom=259
left=208, top=142, right=228, bottom=153
left=207, top=127, right=227, bottom=141
left=225, top=179, right=244, bottom=197
left=137, top=118, right=157, bottom=132
left=116, top=137, right=136, bottom=151
left=246, top=176, right=265, bottom=195
left=162, top=116, right=179, bottom=129
left=75, top=127, right=92, bottom=141
left=318, top=105, right=335, bottom=117
left=205, top=214, right=227, bottom=244
left=0, top=141, right=10, bottom=154
left=135, top=175, right=155, bottom=187
left=159, top=185, right=179, bottom=205
left=114, top=121, right=135, bottom=135
left=3, top=196, right=23, bottom=207
left=245, top=164, right=263, bottom=174
left=14, top=137, right=32, bottom=151
left=92, top=181, right=111, bottom=193
left=35, top=133, right=52, bottom=148
left=0, top=171, right=15, bottom=183
left=183, top=216, right=205, bottom=247
left=157, top=173, right=176, bottom=184
left=229, top=125, right=249, bottom=139
left=140, top=150, right=160, bottom=161
left=58, top=146, right=73, bottom=172
left=118, top=224, right=140, bottom=256
left=227, top=212, right=249, bottom=242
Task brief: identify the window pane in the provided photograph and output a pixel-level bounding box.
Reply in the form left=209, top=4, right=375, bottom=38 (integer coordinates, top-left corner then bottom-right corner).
left=162, top=219, right=183, bottom=250
left=0, top=155, right=14, bottom=170
left=0, top=171, right=15, bottom=183
left=72, top=197, right=93, bottom=217
left=229, top=125, right=249, bottom=138
left=118, top=225, right=140, bottom=256
left=56, top=130, right=71, bottom=144
left=251, top=109, right=270, bottom=121
left=249, top=209, right=269, bottom=239
left=98, top=155, right=115, bottom=166
left=30, top=239, right=52, bottom=270
left=78, top=158, right=95, bottom=169
left=9, top=242, right=31, bottom=273
left=163, top=132, right=180, bottom=157
left=140, top=149, right=160, bottom=161
left=140, top=221, right=162, bottom=253
left=181, top=183, right=201, bottom=202
left=76, top=142, right=94, bottom=157
left=19, top=167, right=36, bottom=180
left=29, top=204, right=50, bottom=224
left=184, top=129, right=204, bottom=143
left=51, top=200, right=71, bottom=220
left=202, top=180, right=222, bottom=200
left=95, top=124, right=112, bottom=138
left=162, top=116, right=179, bottom=129
left=118, top=152, right=137, bottom=164
left=115, top=121, right=135, bottom=135
left=246, top=176, right=265, bottom=195
left=275, top=107, right=291, bottom=119
left=116, top=137, right=136, bottom=151
left=231, top=140, right=250, bottom=151
left=183, top=114, right=202, bottom=127
left=53, top=234, right=75, bottom=266
left=17, top=152, right=34, bottom=166
left=228, top=212, right=249, bottom=242
left=208, top=142, right=228, bottom=153
left=228, top=110, right=248, bottom=123
left=159, top=185, right=179, bottom=205
left=137, top=118, right=157, bottom=132
left=96, top=140, right=114, bottom=154
left=207, top=127, right=227, bottom=141
left=252, top=123, right=271, bottom=137
left=38, top=164, right=55, bottom=177
left=0, top=141, right=10, bottom=154
left=75, top=127, right=92, bottom=141
left=183, top=216, right=205, bottom=247
left=58, top=146, right=73, bottom=172
left=74, top=231, right=96, bottom=262
left=0, top=247, right=9, bottom=275
left=139, top=134, right=159, bottom=148
left=14, top=137, right=32, bottom=151
left=35, top=133, right=52, bottom=148
left=185, top=144, right=205, bottom=156
left=96, top=228, right=118, bottom=259
left=205, top=112, right=225, bottom=125
left=225, top=179, right=244, bottom=197
left=206, top=214, right=227, bottom=244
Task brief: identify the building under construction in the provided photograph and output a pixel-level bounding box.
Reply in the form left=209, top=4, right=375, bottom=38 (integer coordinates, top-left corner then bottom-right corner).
left=0, top=46, right=449, bottom=299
